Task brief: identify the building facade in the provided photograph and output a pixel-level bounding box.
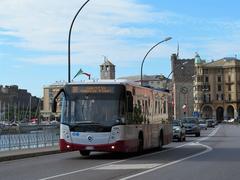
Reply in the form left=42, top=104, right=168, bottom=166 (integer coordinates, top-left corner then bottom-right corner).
left=0, top=85, right=40, bottom=122
left=193, top=56, right=240, bottom=122
left=171, top=54, right=195, bottom=120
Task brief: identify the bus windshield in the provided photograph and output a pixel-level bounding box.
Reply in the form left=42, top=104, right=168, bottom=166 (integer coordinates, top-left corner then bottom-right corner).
left=61, top=84, right=125, bottom=127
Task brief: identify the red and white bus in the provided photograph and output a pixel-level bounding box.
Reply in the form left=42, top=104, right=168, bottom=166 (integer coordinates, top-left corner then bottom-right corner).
left=52, top=80, right=172, bottom=156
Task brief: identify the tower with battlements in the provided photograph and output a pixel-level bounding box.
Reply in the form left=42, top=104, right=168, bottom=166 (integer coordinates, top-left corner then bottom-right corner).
left=100, top=57, right=115, bottom=80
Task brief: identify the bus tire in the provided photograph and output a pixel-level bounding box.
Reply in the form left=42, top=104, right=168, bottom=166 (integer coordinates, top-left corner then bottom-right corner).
left=138, top=132, right=144, bottom=154
left=158, top=131, right=163, bottom=150
left=80, top=150, right=90, bottom=156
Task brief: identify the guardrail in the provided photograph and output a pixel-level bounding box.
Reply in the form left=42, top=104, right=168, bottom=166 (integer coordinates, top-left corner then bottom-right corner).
left=0, top=125, right=59, bottom=151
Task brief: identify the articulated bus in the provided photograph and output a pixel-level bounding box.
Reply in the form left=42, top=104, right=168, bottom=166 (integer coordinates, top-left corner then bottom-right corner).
left=52, top=80, right=172, bottom=156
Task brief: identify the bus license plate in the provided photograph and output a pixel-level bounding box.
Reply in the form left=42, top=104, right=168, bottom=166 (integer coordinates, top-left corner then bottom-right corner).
left=85, top=146, right=94, bottom=150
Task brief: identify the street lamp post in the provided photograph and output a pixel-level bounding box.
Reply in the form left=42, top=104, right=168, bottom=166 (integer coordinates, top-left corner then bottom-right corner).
left=68, top=0, right=90, bottom=83
left=140, top=37, right=172, bottom=86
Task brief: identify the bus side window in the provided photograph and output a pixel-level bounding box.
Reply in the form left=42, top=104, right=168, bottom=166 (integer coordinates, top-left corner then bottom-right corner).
left=126, top=91, right=133, bottom=112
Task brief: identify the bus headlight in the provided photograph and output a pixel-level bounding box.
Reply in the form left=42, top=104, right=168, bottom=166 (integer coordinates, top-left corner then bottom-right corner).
left=61, top=124, right=71, bottom=142
left=110, top=127, right=121, bottom=141
left=63, top=130, right=70, bottom=139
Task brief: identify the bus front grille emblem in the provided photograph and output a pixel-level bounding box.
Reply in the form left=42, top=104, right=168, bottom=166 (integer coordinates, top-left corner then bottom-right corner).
left=87, top=135, right=93, bottom=142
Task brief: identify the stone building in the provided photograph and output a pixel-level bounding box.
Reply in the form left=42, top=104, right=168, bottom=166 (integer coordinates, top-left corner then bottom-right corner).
left=0, top=85, right=40, bottom=121
left=100, top=57, right=115, bottom=80
left=193, top=55, right=240, bottom=122
left=171, top=54, right=195, bottom=119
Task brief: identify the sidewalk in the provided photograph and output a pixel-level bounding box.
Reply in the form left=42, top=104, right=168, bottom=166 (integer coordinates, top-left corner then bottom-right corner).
left=0, top=146, right=61, bottom=162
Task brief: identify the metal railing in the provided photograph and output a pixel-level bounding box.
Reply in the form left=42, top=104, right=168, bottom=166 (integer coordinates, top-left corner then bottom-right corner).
left=0, top=125, right=59, bottom=151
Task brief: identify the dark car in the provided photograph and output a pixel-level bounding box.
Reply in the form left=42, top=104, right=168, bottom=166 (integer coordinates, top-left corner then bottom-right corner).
left=199, top=119, right=207, bottom=130
left=206, top=119, right=215, bottom=128
left=181, top=117, right=201, bottom=137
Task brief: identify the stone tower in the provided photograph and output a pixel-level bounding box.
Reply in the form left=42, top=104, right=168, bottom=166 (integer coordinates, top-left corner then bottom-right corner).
left=171, top=54, right=195, bottom=119
left=100, top=57, right=115, bottom=80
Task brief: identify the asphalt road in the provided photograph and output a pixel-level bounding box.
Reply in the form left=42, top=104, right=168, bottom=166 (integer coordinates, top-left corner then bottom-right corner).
left=0, top=124, right=239, bottom=180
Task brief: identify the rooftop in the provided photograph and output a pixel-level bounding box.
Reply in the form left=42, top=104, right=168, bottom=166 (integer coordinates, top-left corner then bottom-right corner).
left=205, top=57, right=240, bottom=67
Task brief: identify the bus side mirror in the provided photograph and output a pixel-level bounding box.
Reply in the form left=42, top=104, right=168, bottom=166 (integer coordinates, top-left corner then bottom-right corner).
left=52, top=98, right=57, bottom=113
left=52, top=89, right=65, bottom=113
left=127, top=91, right=133, bottom=112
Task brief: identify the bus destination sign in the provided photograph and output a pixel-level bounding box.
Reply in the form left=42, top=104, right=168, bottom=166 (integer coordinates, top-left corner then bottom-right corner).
left=71, top=86, right=114, bottom=94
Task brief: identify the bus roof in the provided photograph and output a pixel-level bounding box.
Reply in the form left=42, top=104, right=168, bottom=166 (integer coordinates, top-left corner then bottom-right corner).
left=67, top=79, right=170, bottom=93
left=69, top=79, right=131, bottom=85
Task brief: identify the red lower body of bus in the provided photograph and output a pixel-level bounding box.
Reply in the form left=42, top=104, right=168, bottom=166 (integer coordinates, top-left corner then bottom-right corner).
left=59, top=139, right=139, bottom=153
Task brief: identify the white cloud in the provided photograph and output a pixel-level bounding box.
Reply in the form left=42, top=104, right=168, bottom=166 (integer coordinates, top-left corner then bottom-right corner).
left=0, top=0, right=240, bottom=68
left=0, top=1, right=154, bottom=46
left=0, top=0, right=173, bottom=66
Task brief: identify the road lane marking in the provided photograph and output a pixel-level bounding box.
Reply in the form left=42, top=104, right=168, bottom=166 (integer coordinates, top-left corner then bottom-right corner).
left=39, top=144, right=191, bottom=180
left=120, top=143, right=212, bottom=180
left=38, top=158, right=129, bottom=180
left=39, top=127, right=220, bottom=180
left=120, top=126, right=220, bottom=180
left=95, top=163, right=162, bottom=170
left=197, top=126, right=220, bottom=142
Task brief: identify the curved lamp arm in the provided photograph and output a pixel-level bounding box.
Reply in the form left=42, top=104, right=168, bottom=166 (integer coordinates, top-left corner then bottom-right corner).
left=140, top=37, right=172, bottom=86
left=68, top=0, right=90, bottom=82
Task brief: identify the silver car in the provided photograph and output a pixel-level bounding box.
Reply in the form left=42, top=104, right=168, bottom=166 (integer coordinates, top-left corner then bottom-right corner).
left=172, top=120, right=186, bottom=142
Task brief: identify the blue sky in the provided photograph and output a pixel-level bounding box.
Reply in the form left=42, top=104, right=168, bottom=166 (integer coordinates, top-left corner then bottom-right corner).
left=0, top=0, right=240, bottom=97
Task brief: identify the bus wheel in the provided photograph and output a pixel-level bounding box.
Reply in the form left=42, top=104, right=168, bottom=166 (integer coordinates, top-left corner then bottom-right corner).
left=80, top=150, right=90, bottom=156
left=138, top=134, right=144, bottom=154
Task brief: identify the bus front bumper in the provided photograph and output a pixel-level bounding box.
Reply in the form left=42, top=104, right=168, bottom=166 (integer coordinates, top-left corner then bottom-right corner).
left=59, top=139, right=138, bottom=153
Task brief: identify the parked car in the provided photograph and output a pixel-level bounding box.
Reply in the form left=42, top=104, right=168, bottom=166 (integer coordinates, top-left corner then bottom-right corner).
left=50, top=120, right=60, bottom=125
left=172, top=120, right=186, bottom=142
left=199, top=119, right=207, bottom=130
left=206, top=119, right=215, bottom=128
left=181, top=117, right=201, bottom=137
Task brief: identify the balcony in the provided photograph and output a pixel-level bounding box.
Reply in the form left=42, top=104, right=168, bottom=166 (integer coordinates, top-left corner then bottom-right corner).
left=225, top=100, right=238, bottom=103
left=203, top=99, right=212, bottom=104
left=225, top=82, right=234, bottom=85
